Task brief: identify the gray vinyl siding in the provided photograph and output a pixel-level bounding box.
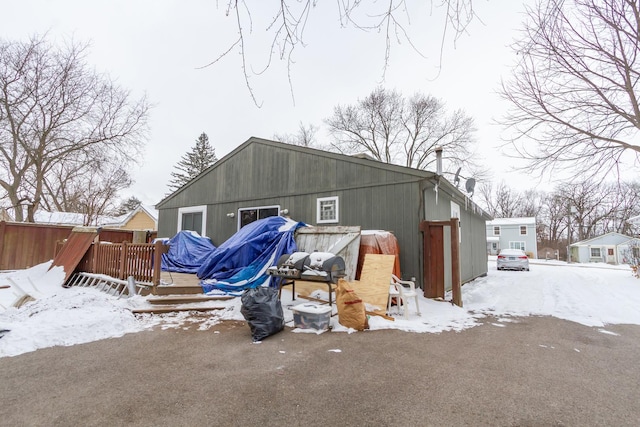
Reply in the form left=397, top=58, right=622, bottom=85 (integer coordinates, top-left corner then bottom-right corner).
left=422, top=180, right=489, bottom=286
left=157, top=137, right=490, bottom=288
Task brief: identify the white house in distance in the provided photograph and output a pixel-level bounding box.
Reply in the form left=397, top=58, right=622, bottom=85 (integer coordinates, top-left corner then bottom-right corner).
left=569, top=232, right=640, bottom=265
left=486, top=217, right=538, bottom=258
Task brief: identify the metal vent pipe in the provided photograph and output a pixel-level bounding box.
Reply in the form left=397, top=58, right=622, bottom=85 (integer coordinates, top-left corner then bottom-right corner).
left=435, top=146, right=443, bottom=176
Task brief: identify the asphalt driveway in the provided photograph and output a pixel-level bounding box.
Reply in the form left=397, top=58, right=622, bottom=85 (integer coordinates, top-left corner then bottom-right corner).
left=1, top=316, right=639, bottom=426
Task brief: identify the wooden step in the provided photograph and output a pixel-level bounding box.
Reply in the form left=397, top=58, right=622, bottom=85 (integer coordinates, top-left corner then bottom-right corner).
left=146, top=295, right=233, bottom=305
left=132, top=305, right=226, bottom=314
left=154, top=285, right=205, bottom=296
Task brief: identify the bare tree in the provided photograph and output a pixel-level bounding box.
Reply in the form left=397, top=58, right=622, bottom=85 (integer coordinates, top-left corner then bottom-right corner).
left=477, top=181, right=540, bottom=219
left=0, top=35, right=149, bottom=222
left=559, top=181, right=620, bottom=241
left=326, top=88, right=482, bottom=177
left=609, top=181, right=640, bottom=234
left=40, top=153, right=132, bottom=225
left=273, top=122, right=318, bottom=147
left=203, top=1, right=478, bottom=103
left=501, top=0, right=640, bottom=180
left=538, top=192, right=569, bottom=246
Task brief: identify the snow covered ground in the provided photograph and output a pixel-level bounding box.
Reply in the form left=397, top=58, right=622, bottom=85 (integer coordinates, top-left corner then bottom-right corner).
left=1, top=257, right=639, bottom=358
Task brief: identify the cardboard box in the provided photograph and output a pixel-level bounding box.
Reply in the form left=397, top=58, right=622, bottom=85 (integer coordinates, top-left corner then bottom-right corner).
left=291, top=303, right=332, bottom=330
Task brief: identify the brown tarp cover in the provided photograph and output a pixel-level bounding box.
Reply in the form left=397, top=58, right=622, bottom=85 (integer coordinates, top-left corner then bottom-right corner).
left=356, top=231, right=401, bottom=280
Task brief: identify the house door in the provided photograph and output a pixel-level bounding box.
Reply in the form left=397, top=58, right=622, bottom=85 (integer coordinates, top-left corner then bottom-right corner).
left=420, top=222, right=445, bottom=298
left=419, top=219, right=461, bottom=305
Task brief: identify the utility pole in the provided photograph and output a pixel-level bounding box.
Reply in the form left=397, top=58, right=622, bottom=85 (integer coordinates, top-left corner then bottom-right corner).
left=567, top=205, right=577, bottom=263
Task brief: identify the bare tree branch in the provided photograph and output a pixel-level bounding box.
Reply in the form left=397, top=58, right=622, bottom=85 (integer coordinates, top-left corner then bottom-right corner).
left=0, top=35, right=149, bottom=221
left=203, top=1, right=477, bottom=105
left=325, top=87, right=483, bottom=179
left=500, top=0, right=640, bottom=180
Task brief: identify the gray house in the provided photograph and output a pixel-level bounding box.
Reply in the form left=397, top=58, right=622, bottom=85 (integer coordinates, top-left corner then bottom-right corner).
left=486, top=217, right=538, bottom=258
left=156, top=137, right=491, bottom=289
left=569, top=232, right=640, bottom=265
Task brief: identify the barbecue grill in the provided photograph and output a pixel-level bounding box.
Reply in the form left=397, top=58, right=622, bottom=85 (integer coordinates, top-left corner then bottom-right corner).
left=267, top=251, right=346, bottom=304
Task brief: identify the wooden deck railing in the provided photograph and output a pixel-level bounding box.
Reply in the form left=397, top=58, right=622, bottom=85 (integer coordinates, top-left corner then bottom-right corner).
left=74, top=240, right=167, bottom=287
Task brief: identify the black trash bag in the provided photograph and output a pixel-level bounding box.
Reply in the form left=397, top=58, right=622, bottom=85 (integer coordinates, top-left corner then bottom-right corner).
left=240, top=286, right=285, bottom=342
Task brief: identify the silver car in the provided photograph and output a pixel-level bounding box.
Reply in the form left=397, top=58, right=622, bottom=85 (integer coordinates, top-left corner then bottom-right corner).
left=497, top=249, right=530, bottom=271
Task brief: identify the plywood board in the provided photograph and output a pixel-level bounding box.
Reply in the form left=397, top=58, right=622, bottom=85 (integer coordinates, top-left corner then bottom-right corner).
left=350, top=254, right=396, bottom=314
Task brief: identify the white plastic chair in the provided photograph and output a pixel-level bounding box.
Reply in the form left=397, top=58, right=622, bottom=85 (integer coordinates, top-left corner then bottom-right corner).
left=387, top=275, right=421, bottom=319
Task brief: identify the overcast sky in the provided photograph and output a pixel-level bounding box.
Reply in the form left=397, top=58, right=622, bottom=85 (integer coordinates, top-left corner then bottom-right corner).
left=4, top=1, right=539, bottom=207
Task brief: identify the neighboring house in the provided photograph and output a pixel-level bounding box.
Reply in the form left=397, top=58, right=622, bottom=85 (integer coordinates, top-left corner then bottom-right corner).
left=486, top=217, right=538, bottom=258
left=569, top=232, right=640, bottom=265
left=156, top=137, right=492, bottom=289
left=101, top=205, right=158, bottom=231
left=34, top=205, right=157, bottom=231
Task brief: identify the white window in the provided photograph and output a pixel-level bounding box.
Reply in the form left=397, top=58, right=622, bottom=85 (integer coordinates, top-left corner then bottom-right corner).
left=178, top=205, right=207, bottom=236
left=520, top=225, right=527, bottom=235
left=510, top=241, right=526, bottom=251
left=317, top=196, right=339, bottom=224
left=590, top=247, right=601, bottom=258
left=493, top=226, right=501, bottom=236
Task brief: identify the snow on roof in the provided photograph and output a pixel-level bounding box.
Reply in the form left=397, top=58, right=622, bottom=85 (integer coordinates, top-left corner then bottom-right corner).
left=571, top=232, right=638, bottom=247
left=487, top=217, right=536, bottom=226
left=34, top=210, right=87, bottom=225
left=34, top=210, right=122, bottom=227
left=36, top=205, right=158, bottom=228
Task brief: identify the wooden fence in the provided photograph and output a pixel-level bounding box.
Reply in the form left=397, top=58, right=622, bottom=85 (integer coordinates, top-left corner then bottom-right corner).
left=0, top=220, right=157, bottom=271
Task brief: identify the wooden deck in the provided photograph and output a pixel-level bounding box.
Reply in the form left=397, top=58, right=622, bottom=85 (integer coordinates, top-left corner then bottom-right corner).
left=160, top=271, right=201, bottom=286
left=157, top=271, right=204, bottom=295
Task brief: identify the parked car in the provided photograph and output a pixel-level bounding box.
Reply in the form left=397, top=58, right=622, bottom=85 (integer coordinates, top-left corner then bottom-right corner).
left=497, top=249, right=530, bottom=271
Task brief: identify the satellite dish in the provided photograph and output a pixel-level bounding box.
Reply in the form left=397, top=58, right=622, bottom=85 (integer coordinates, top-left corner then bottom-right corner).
left=465, top=178, right=476, bottom=195
left=453, top=167, right=462, bottom=188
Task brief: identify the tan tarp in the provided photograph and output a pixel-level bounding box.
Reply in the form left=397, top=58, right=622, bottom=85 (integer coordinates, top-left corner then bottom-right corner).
left=335, top=279, right=368, bottom=330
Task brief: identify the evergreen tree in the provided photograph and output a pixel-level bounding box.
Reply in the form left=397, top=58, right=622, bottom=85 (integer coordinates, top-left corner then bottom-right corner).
left=167, top=132, right=218, bottom=193
left=114, top=196, right=142, bottom=216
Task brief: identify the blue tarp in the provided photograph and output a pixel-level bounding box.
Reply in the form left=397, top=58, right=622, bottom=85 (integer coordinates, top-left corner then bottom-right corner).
left=161, top=231, right=217, bottom=274
left=198, top=216, right=305, bottom=294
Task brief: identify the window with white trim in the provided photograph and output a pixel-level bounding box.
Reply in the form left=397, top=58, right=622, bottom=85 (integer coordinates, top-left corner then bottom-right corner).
left=509, top=241, right=526, bottom=251
left=520, top=225, right=527, bottom=235
left=178, top=205, right=207, bottom=236
left=590, top=247, right=601, bottom=258
left=317, top=196, right=339, bottom=224
left=493, top=226, right=501, bottom=236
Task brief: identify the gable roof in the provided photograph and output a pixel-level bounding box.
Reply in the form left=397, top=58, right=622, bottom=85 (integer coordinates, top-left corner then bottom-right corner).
left=34, top=205, right=158, bottom=228
left=570, top=232, right=638, bottom=247
left=156, top=136, right=438, bottom=208
left=100, top=205, right=158, bottom=228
